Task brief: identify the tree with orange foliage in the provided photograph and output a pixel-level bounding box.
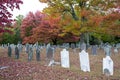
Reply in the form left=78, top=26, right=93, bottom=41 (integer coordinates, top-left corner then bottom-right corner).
left=32, top=13, right=62, bottom=45
left=101, top=12, right=120, bottom=37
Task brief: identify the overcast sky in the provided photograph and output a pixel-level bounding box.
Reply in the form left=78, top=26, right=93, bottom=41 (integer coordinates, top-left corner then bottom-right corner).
left=11, top=0, right=47, bottom=19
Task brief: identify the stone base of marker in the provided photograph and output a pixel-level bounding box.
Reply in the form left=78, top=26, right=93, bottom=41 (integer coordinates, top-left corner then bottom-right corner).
left=46, top=59, right=60, bottom=66
left=48, top=60, right=54, bottom=66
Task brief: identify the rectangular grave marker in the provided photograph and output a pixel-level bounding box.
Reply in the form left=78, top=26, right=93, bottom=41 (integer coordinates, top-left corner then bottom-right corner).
left=103, top=56, right=113, bottom=76
left=60, top=49, right=70, bottom=68
left=79, top=50, right=90, bottom=72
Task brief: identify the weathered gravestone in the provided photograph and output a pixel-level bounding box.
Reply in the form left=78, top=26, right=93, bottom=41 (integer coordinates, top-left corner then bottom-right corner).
left=46, top=43, right=50, bottom=54
left=15, top=45, right=19, bottom=59
left=36, top=46, right=40, bottom=61
left=28, top=45, right=33, bottom=61
left=8, top=45, right=12, bottom=57
left=104, top=43, right=112, bottom=56
left=17, top=43, right=22, bottom=53
left=80, top=42, right=86, bottom=51
left=114, top=46, right=118, bottom=54
left=79, top=50, right=90, bottom=72
left=91, top=45, right=97, bottom=55
left=71, top=43, right=75, bottom=49
left=60, top=49, right=70, bottom=68
left=25, top=43, right=29, bottom=54
left=71, top=43, right=76, bottom=53
left=103, top=56, right=113, bottom=76
left=114, top=48, right=118, bottom=54
left=116, top=43, right=120, bottom=49
left=46, top=46, right=54, bottom=66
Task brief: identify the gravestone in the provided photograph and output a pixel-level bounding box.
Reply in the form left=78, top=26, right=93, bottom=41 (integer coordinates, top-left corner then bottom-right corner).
left=114, top=46, right=118, bottom=54
left=36, top=46, right=40, bottom=61
left=80, top=42, right=86, bottom=51
left=60, top=49, right=70, bottom=68
left=76, top=42, right=80, bottom=48
left=25, top=43, right=29, bottom=54
left=71, top=43, right=75, bottom=49
left=103, top=56, right=113, bottom=76
left=28, top=45, right=33, bottom=61
left=104, top=43, right=112, bottom=56
left=114, top=48, right=118, bottom=54
left=46, top=46, right=54, bottom=66
left=15, top=45, right=19, bottom=59
left=91, top=45, right=97, bottom=55
left=71, top=43, right=76, bottom=53
left=8, top=45, right=12, bottom=57
left=18, top=43, right=23, bottom=53
left=46, top=43, right=50, bottom=54
left=116, top=43, right=120, bottom=49
left=79, top=50, right=90, bottom=72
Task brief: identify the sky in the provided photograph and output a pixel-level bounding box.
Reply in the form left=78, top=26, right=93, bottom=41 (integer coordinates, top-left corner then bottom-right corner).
left=11, top=0, right=47, bottom=19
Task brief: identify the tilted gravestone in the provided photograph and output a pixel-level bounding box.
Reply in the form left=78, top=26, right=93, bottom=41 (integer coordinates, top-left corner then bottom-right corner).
left=79, top=50, right=90, bottom=72
left=0, top=66, right=9, bottom=70
left=60, top=49, right=70, bottom=68
left=8, top=45, right=12, bottom=57
left=46, top=47, right=54, bottom=66
left=103, top=56, right=113, bottom=76
left=15, top=45, right=19, bottom=59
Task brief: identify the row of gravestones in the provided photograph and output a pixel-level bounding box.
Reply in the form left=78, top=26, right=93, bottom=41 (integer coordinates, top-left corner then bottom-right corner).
left=45, top=43, right=114, bottom=76
left=2, top=42, right=120, bottom=52
left=7, top=43, right=41, bottom=61
left=61, top=49, right=113, bottom=76
left=6, top=42, right=119, bottom=60
left=2, top=42, right=120, bottom=48
left=6, top=42, right=119, bottom=61
left=3, top=43, right=114, bottom=76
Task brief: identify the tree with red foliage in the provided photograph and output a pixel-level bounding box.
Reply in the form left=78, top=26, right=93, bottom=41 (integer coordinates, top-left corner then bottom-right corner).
left=21, top=11, right=80, bottom=44
left=20, top=11, right=46, bottom=44
left=0, top=0, right=23, bottom=28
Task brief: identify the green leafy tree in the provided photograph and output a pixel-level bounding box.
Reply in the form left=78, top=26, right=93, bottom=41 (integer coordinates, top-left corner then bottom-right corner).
left=40, top=0, right=120, bottom=44
left=13, top=15, right=24, bottom=44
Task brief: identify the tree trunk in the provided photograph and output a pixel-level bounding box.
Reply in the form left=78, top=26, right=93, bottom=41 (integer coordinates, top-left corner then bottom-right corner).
left=52, top=38, right=57, bottom=45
